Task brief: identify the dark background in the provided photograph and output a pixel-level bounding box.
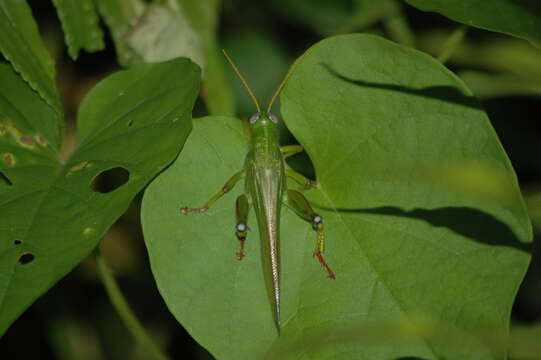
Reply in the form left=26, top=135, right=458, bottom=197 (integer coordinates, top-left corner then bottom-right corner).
left=1, top=0, right=540, bottom=359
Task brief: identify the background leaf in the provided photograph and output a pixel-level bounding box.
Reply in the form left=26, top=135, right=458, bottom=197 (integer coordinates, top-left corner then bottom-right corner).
left=404, top=0, right=541, bottom=49
left=123, top=4, right=204, bottom=67
left=142, top=34, right=531, bottom=359
left=51, top=0, right=105, bottom=60
left=96, top=0, right=233, bottom=115
left=0, top=0, right=61, bottom=113
left=0, top=58, right=200, bottom=335
left=94, top=0, right=145, bottom=66
left=177, top=0, right=235, bottom=116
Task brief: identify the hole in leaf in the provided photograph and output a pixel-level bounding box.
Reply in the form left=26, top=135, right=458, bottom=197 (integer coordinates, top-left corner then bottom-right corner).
left=90, top=167, right=130, bottom=193
left=14, top=240, right=22, bottom=245
left=127, top=119, right=134, bottom=127
left=0, top=171, right=12, bottom=186
left=18, top=253, right=34, bottom=265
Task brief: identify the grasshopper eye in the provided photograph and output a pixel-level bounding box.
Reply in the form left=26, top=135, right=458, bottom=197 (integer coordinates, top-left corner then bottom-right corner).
left=249, top=113, right=261, bottom=124
left=268, top=113, right=279, bottom=124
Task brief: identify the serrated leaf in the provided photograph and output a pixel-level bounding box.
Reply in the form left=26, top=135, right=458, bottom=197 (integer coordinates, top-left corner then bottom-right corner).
left=404, top=0, right=541, bottom=49
left=51, top=0, right=105, bottom=60
left=0, top=58, right=200, bottom=335
left=0, top=0, right=61, bottom=113
left=141, top=34, right=531, bottom=359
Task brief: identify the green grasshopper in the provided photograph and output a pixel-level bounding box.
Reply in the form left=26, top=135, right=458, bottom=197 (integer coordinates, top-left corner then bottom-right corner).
left=180, top=51, right=335, bottom=332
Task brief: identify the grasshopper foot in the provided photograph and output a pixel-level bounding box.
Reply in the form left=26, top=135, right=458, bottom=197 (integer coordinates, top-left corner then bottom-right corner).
left=236, top=239, right=245, bottom=260
left=180, top=206, right=208, bottom=214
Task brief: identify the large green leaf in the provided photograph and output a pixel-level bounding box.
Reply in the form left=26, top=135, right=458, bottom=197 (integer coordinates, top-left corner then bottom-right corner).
left=0, top=0, right=61, bottom=113
left=141, top=34, right=531, bottom=359
left=0, top=58, right=200, bottom=335
left=404, top=0, right=541, bottom=48
left=51, top=0, right=105, bottom=59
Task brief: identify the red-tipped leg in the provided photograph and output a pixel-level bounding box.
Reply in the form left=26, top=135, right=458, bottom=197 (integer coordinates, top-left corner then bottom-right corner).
left=235, top=223, right=250, bottom=260
left=236, top=238, right=245, bottom=260
left=235, top=194, right=251, bottom=260
left=314, top=251, right=336, bottom=280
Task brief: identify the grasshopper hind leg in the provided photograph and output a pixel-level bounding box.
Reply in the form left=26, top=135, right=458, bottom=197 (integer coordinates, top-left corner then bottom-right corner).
left=286, top=189, right=336, bottom=279
left=235, top=194, right=251, bottom=260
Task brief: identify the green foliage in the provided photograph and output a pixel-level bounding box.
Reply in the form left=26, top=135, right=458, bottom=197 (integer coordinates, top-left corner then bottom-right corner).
left=0, top=58, right=200, bottom=335
left=94, top=0, right=145, bottom=66
left=95, top=0, right=233, bottom=116
left=405, top=0, right=541, bottom=48
left=1, top=0, right=540, bottom=357
left=418, top=31, right=541, bottom=99
left=141, top=35, right=531, bottom=359
left=51, top=0, right=105, bottom=59
left=177, top=0, right=234, bottom=115
left=0, top=0, right=61, bottom=113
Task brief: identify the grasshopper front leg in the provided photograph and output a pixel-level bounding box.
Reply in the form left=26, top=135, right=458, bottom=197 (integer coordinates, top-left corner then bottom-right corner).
left=180, top=170, right=244, bottom=214
left=281, top=145, right=318, bottom=189
left=286, top=189, right=336, bottom=280
left=280, top=145, right=303, bottom=159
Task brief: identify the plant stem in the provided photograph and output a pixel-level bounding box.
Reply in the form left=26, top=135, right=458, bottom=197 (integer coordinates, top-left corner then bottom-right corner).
left=438, top=25, right=468, bottom=64
left=94, top=248, right=169, bottom=360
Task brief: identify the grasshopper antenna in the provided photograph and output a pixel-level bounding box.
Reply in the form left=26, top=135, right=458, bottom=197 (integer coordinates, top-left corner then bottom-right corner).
left=222, top=49, right=261, bottom=113
left=266, top=52, right=306, bottom=114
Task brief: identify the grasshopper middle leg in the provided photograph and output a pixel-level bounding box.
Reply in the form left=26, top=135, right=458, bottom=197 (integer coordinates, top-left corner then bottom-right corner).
left=235, top=194, right=251, bottom=260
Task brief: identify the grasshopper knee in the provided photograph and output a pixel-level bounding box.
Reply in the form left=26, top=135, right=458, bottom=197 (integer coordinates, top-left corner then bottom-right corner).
left=311, top=214, right=323, bottom=231
left=235, top=222, right=249, bottom=240
left=235, top=219, right=250, bottom=260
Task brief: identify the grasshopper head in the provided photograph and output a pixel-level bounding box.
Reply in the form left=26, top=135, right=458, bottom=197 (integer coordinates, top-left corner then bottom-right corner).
left=249, top=112, right=279, bottom=127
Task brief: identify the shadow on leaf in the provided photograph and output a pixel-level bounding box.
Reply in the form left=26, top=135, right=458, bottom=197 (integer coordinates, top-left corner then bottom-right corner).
left=322, top=63, right=481, bottom=109
left=318, top=205, right=531, bottom=253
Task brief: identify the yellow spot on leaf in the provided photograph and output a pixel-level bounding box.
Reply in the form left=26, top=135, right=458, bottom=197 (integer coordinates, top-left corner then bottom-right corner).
left=68, top=161, right=90, bottom=174
left=2, top=153, right=15, bottom=167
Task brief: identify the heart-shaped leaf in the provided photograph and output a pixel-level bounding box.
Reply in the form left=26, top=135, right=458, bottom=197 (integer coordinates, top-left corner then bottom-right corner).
left=141, top=35, right=531, bottom=359
left=405, top=0, right=541, bottom=49
left=0, top=58, right=200, bottom=335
